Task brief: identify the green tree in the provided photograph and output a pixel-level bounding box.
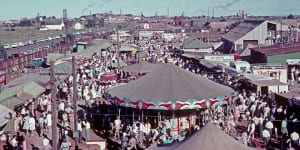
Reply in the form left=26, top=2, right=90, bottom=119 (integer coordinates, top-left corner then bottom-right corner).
left=86, top=19, right=96, bottom=28
left=287, top=14, right=294, bottom=19
left=99, top=18, right=105, bottom=27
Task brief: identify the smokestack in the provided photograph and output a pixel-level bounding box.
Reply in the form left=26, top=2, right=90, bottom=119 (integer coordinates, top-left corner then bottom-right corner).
left=213, top=7, right=214, bottom=18
left=208, top=7, right=210, bottom=18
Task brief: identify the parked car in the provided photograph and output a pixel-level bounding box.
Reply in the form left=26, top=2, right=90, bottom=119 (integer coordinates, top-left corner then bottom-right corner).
left=26, top=58, right=44, bottom=68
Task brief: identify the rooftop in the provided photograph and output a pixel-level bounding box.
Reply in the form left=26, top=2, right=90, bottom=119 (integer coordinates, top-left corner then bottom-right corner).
left=222, top=20, right=266, bottom=42
left=251, top=42, right=300, bottom=56
left=183, top=37, right=211, bottom=49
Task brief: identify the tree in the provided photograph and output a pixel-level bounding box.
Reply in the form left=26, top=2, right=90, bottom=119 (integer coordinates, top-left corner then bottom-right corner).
left=86, top=19, right=96, bottom=28
left=287, top=14, right=294, bottom=19
left=19, top=20, right=32, bottom=26
left=99, top=18, right=105, bottom=27
left=220, top=16, right=226, bottom=22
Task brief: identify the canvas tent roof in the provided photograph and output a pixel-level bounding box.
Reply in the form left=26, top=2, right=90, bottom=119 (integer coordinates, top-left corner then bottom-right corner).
left=151, top=122, right=251, bottom=150
left=109, top=64, right=234, bottom=102
left=23, top=82, right=45, bottom=98
left=123, top=61, right=159, bottom=73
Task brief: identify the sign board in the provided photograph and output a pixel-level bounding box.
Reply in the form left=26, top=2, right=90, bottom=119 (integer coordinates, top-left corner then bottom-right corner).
left=204, top=54, right=235, bottom=62
left=287, top=59, right=300, bottom=65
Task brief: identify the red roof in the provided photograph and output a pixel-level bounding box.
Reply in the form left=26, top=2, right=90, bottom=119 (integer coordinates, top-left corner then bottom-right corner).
left=251, top=42, right=300, bottom=56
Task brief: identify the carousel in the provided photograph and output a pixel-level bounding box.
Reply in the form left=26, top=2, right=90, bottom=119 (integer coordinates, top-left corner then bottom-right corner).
left=107, top=63, right=238, bottom=136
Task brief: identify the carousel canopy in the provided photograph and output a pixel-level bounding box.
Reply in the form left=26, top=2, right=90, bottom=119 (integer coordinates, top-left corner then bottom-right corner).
left=151, top=122, right=250, bottom=150
left=109, top=64, right=234, bottom=103
left=123, top=61, right=159, bottom=73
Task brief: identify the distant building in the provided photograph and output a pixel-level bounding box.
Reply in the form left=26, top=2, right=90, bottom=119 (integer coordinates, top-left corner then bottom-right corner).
left=40, top=19, right=64, bottom=31
left=181, top=37, right=213, bottom=53
left=222, top=20, right=278, bottom=53
left=74, top=22, right=84, bottom=30
left=110, top=31, right=131, bottom=42
left=250, top=42, right=300, bottom=65
left=174, top=16, right=185, bottom=26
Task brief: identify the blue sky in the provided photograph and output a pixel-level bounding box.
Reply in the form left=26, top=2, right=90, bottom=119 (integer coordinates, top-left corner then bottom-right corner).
left=1, top=0, right=300, bottom=20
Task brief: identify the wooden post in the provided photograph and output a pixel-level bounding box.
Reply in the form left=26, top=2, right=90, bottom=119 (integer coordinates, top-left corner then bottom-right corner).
left=72, top=56, right=79, bottom=149
left=50, top=60, right=58, bottom=150
left=132, top=109, right=134, bottom=122
left=177, top=117, right=180, bottom=135
left=142, top=110, right=144, bottom=123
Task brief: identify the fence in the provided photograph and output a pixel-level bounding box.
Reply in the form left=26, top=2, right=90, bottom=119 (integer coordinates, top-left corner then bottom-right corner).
left=0, top=36, right=98, bottom=75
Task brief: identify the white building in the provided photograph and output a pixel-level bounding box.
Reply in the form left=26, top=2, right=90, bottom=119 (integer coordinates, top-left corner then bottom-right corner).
left=110, top=31, right=131, bottom=42
left=242, top=74, right=289, bottom=95
left=251, top=64, right=288, bottom=83
left=74, top=22, right=84, bottom=30
left=40, top=20, right=65, bottom=31
left=222, top=20, right=278, bottom=53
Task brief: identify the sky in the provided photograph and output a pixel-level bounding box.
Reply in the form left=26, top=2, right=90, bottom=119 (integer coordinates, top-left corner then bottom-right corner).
left=1, top=0, right=300, bottom=20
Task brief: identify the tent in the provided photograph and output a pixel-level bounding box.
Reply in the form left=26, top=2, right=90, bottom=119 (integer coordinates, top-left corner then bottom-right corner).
left=23, top=82, right=46, bottom=98
left=123, top=61, right=159, bottom=73
left=109, top=64, right=236, bottom=110
left=149, top=122, right=251, bottom=150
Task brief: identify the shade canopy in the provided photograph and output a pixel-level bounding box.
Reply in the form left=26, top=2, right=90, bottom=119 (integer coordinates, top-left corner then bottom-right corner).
left=123, top=61, right=159, bottom=73
left=23, top=82, right=46, bottom=98
left=108, top=64, right=235, bottom=110
left=151, top=122, right=251, bottom=150
left=0, top=104, right=14, bottom=127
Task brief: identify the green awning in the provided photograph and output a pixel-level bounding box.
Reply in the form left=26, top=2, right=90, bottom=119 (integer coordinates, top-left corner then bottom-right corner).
left=23, top=82, right=45, bottom=98
left=56, top=63, right=72, bottom=74
left=0, top=85, right=22, bottom=102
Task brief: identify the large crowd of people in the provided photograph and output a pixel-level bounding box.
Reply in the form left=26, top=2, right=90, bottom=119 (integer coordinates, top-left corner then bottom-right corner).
left=4, top=36, right=300, bottom=150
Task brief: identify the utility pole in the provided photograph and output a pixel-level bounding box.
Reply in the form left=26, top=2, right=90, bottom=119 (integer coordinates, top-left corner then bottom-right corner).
left=116, top=28, right=120, bottom=68
left=63, top=9, right=68, bottom=56
left=72, top=56, right=79, bottom=150
left=50, top=60, right=58, bottom=150
left=297, top=20, right=299, bottom=42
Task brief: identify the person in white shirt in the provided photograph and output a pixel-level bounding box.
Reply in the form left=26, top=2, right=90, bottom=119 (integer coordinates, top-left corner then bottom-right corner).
left=77, top=121, right=83, bottom=143
left=46, top=112, right=52, bottom=133
left=114, top=116, right=121, bottom=139
left=263, top=129, right=270, bottom=148
left=28, top=115, right=36, bottom=136
left=290, top=131, right=299, bottom=148
left=83, top=120, right=91, bottom=141
left=43, top=137, right=50, bottom=150
left=10, top=135, right=18, bottom=148
left=59, top=102, right=65, bottom=112
left=265, top=119, right=274, bottom=137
